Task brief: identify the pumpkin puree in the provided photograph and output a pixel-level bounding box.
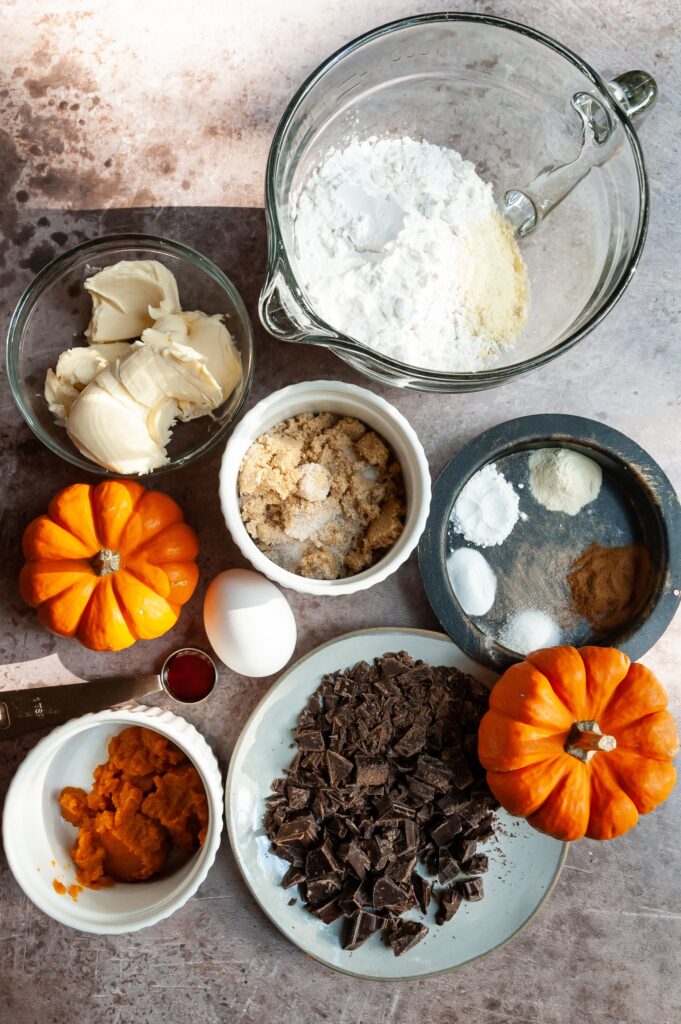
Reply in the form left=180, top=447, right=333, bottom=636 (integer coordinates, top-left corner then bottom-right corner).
left=58, top=726, right=208, bottom=888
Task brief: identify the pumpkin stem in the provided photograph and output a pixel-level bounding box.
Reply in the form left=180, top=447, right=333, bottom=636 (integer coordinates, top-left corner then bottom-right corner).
left=565, top=720, right=617, bottom=763
left=91, top=548, right=120, bottom=577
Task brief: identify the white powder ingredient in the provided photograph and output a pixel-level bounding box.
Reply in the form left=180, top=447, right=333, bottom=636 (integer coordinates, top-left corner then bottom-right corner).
left=293, top=137, right=528, bottom=372
left=451, top=463, right=520, bottom=547
left=447, top=548, right=497, bottom=616
left=529, top=448, right=603, bottom=516
left=499, top=609, right=562, bottom=655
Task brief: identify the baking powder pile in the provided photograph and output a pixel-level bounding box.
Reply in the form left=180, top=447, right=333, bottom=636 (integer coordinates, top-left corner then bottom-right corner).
left=293, top=137, right=528, bottom=372
left=451, top=463, right=520, bottom=548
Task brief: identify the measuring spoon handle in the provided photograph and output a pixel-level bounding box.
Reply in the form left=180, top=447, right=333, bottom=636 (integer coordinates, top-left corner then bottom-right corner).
left=0, top=675, right=162, bottom=740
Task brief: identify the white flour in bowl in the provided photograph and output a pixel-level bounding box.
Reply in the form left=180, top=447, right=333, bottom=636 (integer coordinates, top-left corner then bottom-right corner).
left=292, top=137, right=528, bottom=372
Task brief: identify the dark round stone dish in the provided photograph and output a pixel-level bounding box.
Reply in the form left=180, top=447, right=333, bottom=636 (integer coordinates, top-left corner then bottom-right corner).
left=419, top=415, right=681, bottom=672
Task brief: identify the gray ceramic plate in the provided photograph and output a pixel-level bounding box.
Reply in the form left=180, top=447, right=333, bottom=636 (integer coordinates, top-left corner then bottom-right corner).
left=225, top=627, right=567, bottom=980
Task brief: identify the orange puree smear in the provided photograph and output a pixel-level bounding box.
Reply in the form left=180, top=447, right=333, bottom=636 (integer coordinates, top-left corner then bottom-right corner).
left=58, top=726, right=208, bottom=889
left=53, top=879, right=67, bottom=895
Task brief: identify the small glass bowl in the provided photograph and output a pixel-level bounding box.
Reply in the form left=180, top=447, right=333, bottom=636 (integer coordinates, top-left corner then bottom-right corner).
left=6, top=233, right=254, bottom=475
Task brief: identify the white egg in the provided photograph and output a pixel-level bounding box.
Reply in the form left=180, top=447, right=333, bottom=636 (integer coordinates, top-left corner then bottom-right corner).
left=203, top=569, right=296, bottom=677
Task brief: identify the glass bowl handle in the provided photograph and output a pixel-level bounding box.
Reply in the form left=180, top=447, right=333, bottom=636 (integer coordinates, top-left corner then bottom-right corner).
left=505, top=68, right=657, bottom=238
left=259, top=259, right=366, bottom=355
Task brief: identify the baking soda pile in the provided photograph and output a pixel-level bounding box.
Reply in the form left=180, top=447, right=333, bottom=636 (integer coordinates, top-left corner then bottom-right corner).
left=293, top=137, right=528, bottom=372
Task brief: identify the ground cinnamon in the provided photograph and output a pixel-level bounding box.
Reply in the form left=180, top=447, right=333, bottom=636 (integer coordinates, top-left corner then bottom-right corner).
left=567, top=541, right=652, bottom=633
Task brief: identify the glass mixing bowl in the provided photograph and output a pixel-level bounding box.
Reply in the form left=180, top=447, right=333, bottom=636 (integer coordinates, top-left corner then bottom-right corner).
left=7, top=234, right=254, bottom=475
left=260, top=13, right=654, bottom=392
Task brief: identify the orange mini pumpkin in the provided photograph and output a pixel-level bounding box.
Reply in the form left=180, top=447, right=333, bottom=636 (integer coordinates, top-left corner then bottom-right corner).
left=478, top=646, right=678, bottom=841
left=20, top=481, right=199, bottom=652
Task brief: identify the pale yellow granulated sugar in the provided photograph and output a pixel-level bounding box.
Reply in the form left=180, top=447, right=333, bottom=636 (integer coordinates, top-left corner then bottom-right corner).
left=238, top=413, right=406, bottom=580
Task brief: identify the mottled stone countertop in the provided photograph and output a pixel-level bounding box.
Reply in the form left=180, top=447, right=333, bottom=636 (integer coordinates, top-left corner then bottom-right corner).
left=1, top=2, right=680, bottom=1022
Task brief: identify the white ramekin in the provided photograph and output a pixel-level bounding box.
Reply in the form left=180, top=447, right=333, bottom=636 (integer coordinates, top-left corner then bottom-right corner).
left=2, top=704, right=223, bottom=934
left=219, top=380, right=431, bottom=595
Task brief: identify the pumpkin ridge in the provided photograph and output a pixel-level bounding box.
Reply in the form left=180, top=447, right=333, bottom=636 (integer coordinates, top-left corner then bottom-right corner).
left=109, top=571, right=143, bottom=641
left=87, top=484, right=103, bottom=549
left=519, top=756, right=576, bottom=818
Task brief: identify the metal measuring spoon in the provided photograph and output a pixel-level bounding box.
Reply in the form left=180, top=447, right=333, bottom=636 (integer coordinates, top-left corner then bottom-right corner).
left=0, top=648, right=218, bottom=740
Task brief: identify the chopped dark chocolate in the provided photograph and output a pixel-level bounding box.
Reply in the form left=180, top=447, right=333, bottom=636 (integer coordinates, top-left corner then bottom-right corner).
left=339, top=840, right=371, bottom=880
left=310, top=897, right=344, bottom=924
left=274, top=814, right=318, bottom=847
left=435, top=886, right=463, bottom=925
left=372, top=876, right=409, bottom=911
left=411, top=872, right=432, bottom=915
left=415, top=754, right=453, bottom=792
left=281, top=865, right=305, bottom=889
left=263, top=650, right=496, bottom=956
left=305, top=874, right=342, bottom=905
left=326, top=749, right=353, bottom=786
left=459, top=877, right=484, bottom=902
left=431, top=814, right=462, bottom=847
left=297, top=729, right=325, bottom=752
left=437, top=848, right=461, bottom=885
left=462, top=854, right=489, bottom=875
left=386, top=919, right=429, bottom=956
left=343, top=911, right=384, bottom=950
left=354, top=756, right=390, bottom=787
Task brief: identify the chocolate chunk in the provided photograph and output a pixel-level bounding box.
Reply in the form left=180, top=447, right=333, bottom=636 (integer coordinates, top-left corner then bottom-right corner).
left=456, top=837, right=479, bottom=863
left=462, top=854, right=489, bottom=875
left=343, top=911, right=384, bottom=950
left=297, top=729, right=325, bottom=752
left=275, top=814, right=318, bottom=847
left=281, top=865, right=305, bottom=889
left=438, top=848, right=461, bottom=885
left=372, top=877, right=409, bottom=911
left=354, top=756, right=389, bottom=787
left=326, top=749, right=353, bottom=786
left=393, top=718, right=429, bottom=757
left=430, top=814, right=462, bottom=847
left=386, top=919, right=429, bottom=956
left=435, top=886, right=463, bottom=925
left=288, top=897, right=296, bottom=906
left=339, top=840, right=371, bottom=880
left=465, top=817, right=495, bottom=843
left=310, top=898, right=344, bottom=924
left=459, top=877, right=484, bottom=902
left=401, top=818, right=419, bottom=854
left=386, top=854, right=418, bottom=886
left=306, top=840, right=341, bottom=880
left=415, top=754, right=453, bottom=792
left=305, top=874, right=342, bottom=905
left=286, top=785, right=310, bottom=809
left=436, top=791, right=467, bottom=816
left=408, top=778, right=436, bottom=804
left=411, top=872, right=432, bottom=915
left=379, top=657, right=405, bottom=677
left=448, top=748, right=474, bottom=789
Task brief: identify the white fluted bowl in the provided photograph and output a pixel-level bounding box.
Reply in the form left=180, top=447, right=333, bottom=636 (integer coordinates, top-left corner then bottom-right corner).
left=2, top=704, right=223, bottom=934
left=219, top=380, right=431, bottom=595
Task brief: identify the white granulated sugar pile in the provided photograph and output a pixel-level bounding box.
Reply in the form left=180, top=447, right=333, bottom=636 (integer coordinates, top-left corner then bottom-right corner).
left=293, top=137, right=528, bottom=372
left=499, top=609, right=562, bottom=655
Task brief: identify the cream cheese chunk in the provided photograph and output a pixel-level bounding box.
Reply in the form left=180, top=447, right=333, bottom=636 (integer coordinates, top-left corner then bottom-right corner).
left=134, top=329, right=223, bottom=421
left=44, top=258, right=244, bottom=474
left=45, top=342, right=130, bottom=423
left=150, top=311, right=242, bottom=398
left=66, top=338, right=223, bottom=473
left=67, top=374, right=175, bottom=475
left=84, top=260, right=181, bottom=342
